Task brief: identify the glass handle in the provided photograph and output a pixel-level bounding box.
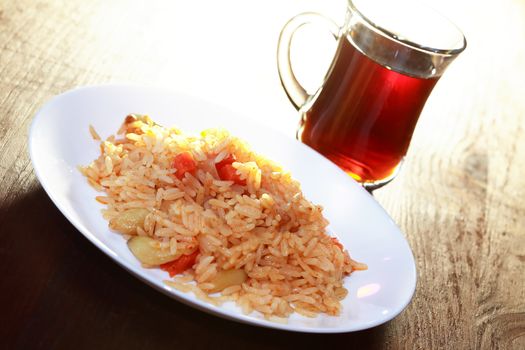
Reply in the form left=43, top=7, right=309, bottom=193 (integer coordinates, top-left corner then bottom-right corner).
left=277, top=12, right=340, bottom=110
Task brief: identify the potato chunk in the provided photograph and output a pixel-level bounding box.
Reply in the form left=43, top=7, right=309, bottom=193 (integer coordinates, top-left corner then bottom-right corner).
left=208, top=269, right=247, bottom=293
left=109, top=208, right=149, bottom=235
left=127, top=236, right=180, bottom=265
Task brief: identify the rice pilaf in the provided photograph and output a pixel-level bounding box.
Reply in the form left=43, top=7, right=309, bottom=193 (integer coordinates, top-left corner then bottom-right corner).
left=80, top=114, right=366, bottom=318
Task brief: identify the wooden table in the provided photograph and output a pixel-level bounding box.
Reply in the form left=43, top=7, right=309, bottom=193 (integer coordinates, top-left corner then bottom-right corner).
left=1, top=0, right=524, bottom=348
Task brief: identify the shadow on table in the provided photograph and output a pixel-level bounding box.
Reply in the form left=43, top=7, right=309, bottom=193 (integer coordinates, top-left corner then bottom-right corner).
left=1, top=186, right=388, bottom=350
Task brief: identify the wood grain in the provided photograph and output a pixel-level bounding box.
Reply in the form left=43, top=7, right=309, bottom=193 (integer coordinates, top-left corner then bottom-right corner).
left=0, top=0, right=523, bottom=349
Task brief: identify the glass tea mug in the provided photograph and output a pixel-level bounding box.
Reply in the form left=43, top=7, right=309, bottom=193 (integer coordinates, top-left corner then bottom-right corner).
left=278, top=0, right=466, bottom=189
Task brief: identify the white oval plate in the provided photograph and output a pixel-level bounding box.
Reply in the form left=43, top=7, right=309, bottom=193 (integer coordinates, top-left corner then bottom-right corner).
left=29, top=85, right=416, bottom=333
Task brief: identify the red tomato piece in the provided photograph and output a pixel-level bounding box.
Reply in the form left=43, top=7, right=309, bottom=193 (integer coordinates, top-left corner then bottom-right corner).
left=160, top=250, right=199, bottom=277
left=173, top=151, right=196, bottom=179
left=215, top=154, right=246, bottom=185
left=217, top=163, right=246, bottom=185
left=215, top=154, right=235, bottom=168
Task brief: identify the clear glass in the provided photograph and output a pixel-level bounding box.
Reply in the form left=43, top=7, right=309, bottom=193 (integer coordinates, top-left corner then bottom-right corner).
left=277, top=0, right=466, bottom=190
